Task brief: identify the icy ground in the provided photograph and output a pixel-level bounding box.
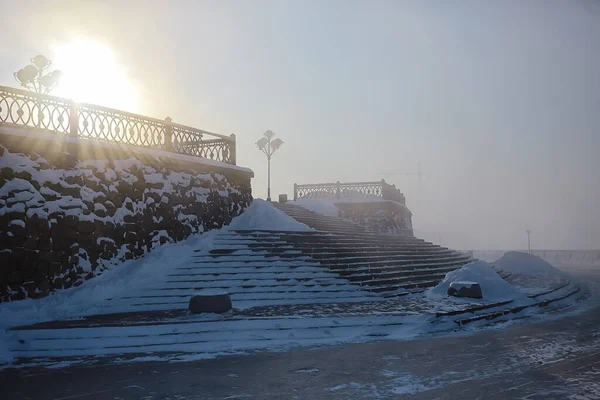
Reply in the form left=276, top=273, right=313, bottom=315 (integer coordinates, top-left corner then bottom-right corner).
left=4, top=293, right=600, bottom=399
left=0, top=201, right=595, bottom=368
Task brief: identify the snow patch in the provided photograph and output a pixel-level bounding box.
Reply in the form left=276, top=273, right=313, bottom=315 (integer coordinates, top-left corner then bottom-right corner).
left=494, top=252, right=567, bottom=277
left=428, top=260, right=527, bottom=302
left=226, top=199, right=312, bottom=231
left=194, top=289, right=229, bottom=296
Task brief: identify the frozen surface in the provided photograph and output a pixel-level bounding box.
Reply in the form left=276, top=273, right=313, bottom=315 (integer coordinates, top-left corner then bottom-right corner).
left=428, top=260, right=527, bottom=302
left=227, top=199, right=312, bottom=231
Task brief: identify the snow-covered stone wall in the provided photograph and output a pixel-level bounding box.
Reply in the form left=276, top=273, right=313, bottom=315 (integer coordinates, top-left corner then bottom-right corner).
left=336, top=201, right=413, bottom=236
left=0, top=132, right=252, bottom=302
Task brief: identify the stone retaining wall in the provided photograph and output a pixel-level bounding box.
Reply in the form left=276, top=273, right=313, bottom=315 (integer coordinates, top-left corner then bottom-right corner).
left=0, top=129, right=253, bottom=302
left=336, top=201, right=413, bottom=236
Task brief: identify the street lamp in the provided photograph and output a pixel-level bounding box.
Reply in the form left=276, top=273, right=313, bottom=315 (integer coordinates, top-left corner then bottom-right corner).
left=14, top=55, right=62, bottom=94
left=526, top=229, right=532, bottom=253
left=256, top=130, right=284, bottom=202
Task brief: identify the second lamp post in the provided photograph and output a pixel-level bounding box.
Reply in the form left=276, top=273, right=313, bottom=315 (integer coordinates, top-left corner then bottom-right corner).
left=256, top=130, right=283, bottom=202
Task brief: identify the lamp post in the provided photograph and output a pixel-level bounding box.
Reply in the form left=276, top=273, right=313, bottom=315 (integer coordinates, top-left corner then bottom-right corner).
left=526, top=229, right=532, bottom=253
left=256, top=130, right=283, bottom=202
left=14, top=55, right=62, bottom=94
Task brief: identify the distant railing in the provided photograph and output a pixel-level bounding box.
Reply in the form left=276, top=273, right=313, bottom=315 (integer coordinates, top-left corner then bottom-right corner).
left=0, top=85, right=236, bottom=164
left=294, top=179, right=406, bottom=205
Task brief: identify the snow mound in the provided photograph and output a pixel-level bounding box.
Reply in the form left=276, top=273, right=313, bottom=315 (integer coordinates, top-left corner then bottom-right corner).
left=428, top=260, right=526, bottom=301
left=226, top=199, right=312, bottom=231
left=494, top=252, right=566, bottom=277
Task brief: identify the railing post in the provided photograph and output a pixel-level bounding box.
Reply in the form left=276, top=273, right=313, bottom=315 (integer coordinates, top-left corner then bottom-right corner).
left=69, top=100, right=79, bottom=138
left=164, top=116, right=173, bottom=151
left=336, top=181, right=341, bottom=199
left=230, top=133, right=237, bottom=165
left=294, top=183, right=298, bottom=201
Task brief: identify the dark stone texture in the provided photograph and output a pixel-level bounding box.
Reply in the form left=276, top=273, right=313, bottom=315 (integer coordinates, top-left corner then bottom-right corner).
left=189, top=292, right=232, bottom=314
left=448, top=282, right=483, bottom=299
left=337, top=201, right=413, bottom=237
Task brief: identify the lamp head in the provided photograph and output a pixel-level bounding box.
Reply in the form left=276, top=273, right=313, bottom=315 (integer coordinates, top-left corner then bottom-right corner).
left=256, top=137, right=268, bottom=150
left=263, top=130, right=275, bottom=140
left=16, top=65, right=39, bottom=84
left=271, top=138, right=283, bottom=150
left=31, top=55, right=50, bottom=70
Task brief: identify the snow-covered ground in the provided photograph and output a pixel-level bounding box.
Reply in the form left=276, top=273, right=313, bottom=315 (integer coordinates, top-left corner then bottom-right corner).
left=0, top=201, right=594, bottom=368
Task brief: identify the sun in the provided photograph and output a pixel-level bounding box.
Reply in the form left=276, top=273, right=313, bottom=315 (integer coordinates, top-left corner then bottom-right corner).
left=51, top=37, right=139, bottom=113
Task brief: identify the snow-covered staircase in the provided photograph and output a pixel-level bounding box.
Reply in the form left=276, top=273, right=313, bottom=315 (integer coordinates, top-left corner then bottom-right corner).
left=99, top=230, right=378, bottom=313
left=271, top=202, right=472, bottom=294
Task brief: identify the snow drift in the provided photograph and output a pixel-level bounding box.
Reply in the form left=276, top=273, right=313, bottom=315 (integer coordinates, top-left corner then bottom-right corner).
left=428, top=260, right=526, bottom=301
left=494, top=251, right=567, bottom=277
left=226, top=199, right=312, bottom=231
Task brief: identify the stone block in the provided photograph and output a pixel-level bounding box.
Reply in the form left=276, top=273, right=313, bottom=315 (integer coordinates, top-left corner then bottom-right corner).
left=13, top=170, right=32, bottom=181
left=189, top=291, right=232, bottom=314
left=448, top=282, right=483, bottom=299
left=48, top=262, right=63, bottom=278
left=8, top=234, right=26, bottom=248
left=123, top=231, right=138, bottom=242
left=1, top=167, right=14, bottom=180
left=38, top=238, right=53, bottom=252
left=78, top=232, right=95, bottom=247
left=24, top=236, right=39, bottom=250
left=77, top=220, right=95, bottom=234
left=64, top=175, right=83, bottom=186
left=62, top=186, right=81, bottom=197
left=63, top=215, right=78, bottom=228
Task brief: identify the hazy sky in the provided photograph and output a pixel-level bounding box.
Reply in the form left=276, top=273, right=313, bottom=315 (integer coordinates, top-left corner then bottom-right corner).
left=1, top=1, right=599, bottom=250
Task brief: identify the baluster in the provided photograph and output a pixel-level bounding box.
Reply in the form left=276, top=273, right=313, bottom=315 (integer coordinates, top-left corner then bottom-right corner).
left=230, top=133, right=236, bottom=165
left=164, top=116, right=173, bottom=151
left=69, top=100, right=79, bottom=137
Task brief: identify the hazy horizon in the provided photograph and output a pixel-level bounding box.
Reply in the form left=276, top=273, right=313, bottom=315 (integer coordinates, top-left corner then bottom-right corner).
left=1, top=0, right=599, bottom=251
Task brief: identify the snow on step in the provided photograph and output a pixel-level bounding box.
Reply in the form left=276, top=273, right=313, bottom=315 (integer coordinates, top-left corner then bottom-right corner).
left=103, top=231, right=377, bottom=312
left=8, top=315, right=413, bottom=359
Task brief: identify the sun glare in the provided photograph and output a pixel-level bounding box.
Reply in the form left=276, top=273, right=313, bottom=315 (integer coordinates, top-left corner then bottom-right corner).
left=51, top=37, right=139, bottom=112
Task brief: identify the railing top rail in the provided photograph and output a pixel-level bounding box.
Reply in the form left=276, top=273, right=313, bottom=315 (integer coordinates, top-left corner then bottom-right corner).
left=171, top=121, right=233, bottom=141
left=0, top=84, right=65, bottom=102
left=76, top=101, right=170, bottom=127
left=296, top=181, right=384, bottom=188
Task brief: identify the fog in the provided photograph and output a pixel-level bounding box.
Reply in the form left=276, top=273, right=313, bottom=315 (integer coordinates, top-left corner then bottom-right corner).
left=1, top=0, right=599, bottom=250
